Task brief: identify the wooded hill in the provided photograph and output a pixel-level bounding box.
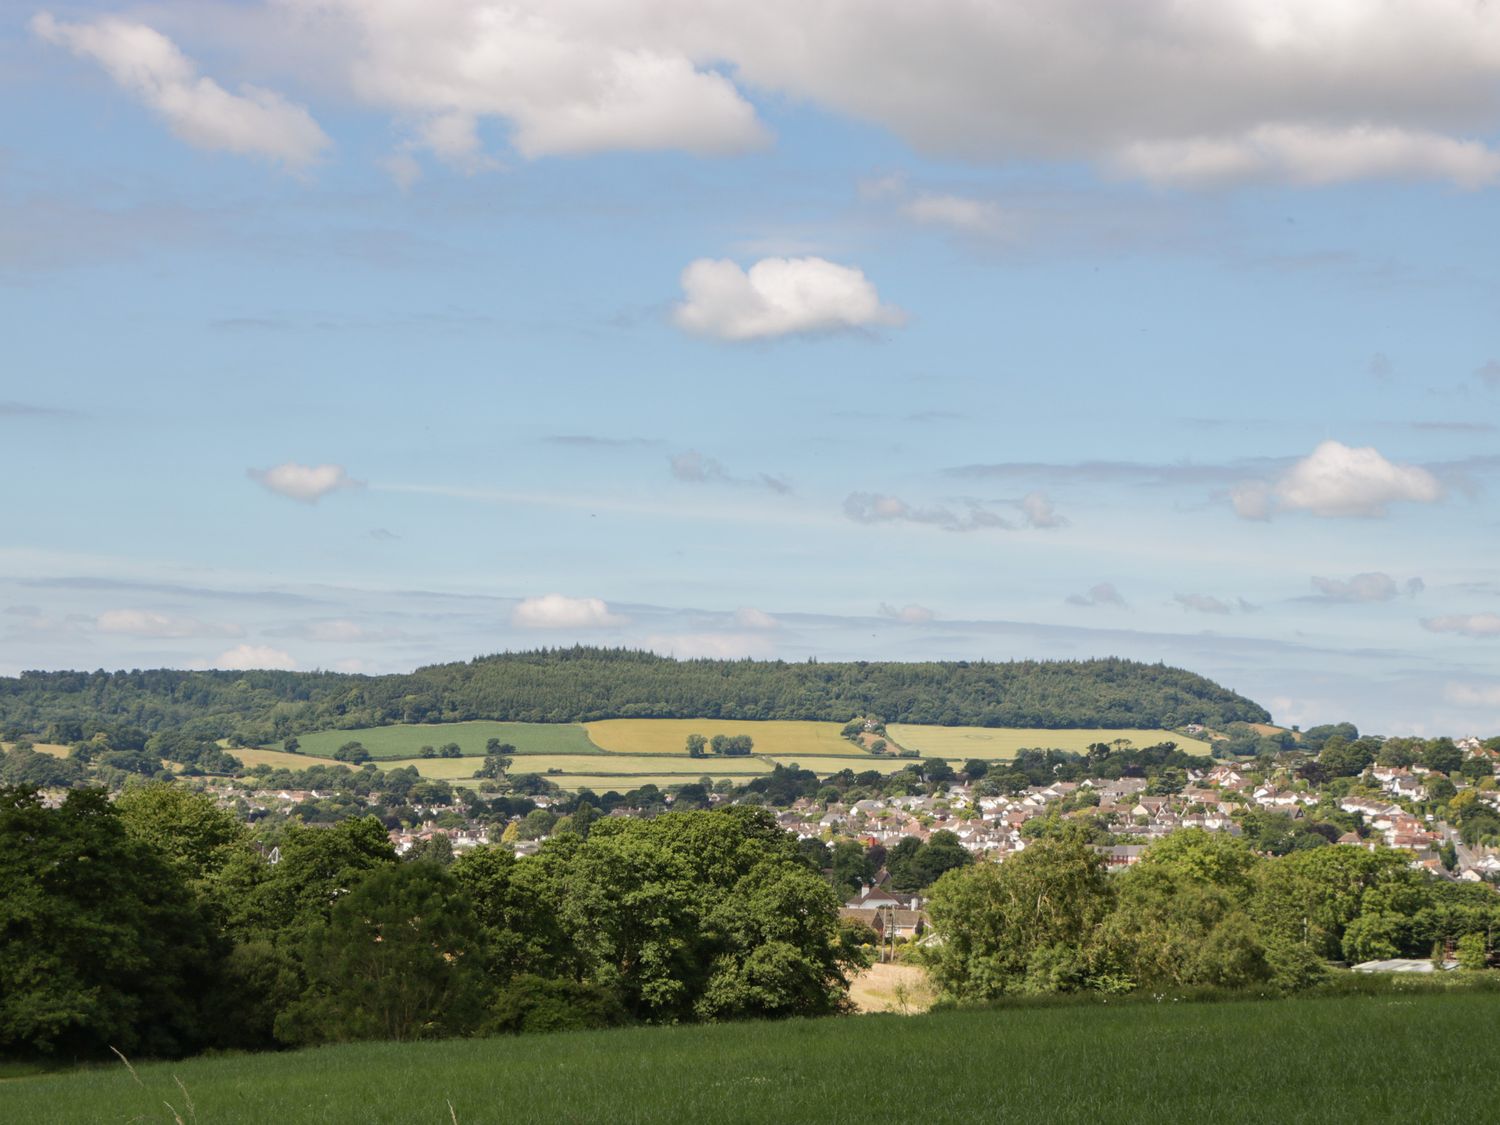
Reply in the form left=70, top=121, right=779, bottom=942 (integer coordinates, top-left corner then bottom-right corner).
left=0, top=648, right=1269, bottom=746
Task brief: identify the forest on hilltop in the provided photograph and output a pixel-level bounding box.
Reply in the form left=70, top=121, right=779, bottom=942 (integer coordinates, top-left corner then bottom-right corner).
left=0, top=648, right=1269, bottom=746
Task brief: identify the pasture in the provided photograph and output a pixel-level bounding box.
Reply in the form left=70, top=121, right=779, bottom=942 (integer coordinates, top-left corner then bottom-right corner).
left=8, top=991, right=1499, bottom=1124
left=886, top=724, right=1212, bottom=759
left=585, top=718, right=853, bottom=758
left=279, top=722, right=599, bottom=760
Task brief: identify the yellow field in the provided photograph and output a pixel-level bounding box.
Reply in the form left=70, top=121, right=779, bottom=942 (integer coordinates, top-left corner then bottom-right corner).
left=232, top=747, right=325, bottom=770
left=764, top=755, right=916, bottom=775
left=20, top=742, right=73, bottom=758
left=585, top=719, right=851, bottom=757
left=847, top=963, right=937, bottom=1015
left=885, top=725, right=1212, bottom=759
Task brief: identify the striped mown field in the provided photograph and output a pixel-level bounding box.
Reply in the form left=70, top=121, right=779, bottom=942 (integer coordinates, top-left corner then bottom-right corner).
left=886, top=725, right=1211, bottom=760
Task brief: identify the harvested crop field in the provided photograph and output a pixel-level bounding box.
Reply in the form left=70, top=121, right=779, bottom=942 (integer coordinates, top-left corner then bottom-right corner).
left=885, top=724, right=1212, bottom=759
left=276, top=721, right=599, bottom=760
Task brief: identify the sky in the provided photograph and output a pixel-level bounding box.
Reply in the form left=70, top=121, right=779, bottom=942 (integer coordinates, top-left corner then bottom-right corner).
left=3, top=1, right=1500, bottom=735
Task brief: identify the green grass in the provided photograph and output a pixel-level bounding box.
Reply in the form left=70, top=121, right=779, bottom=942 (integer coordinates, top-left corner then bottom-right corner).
left=585, top=719, right=853, bottom=758
left=886, top=724, right=1212, bottom=760
left=278, top=722, right=600, bottom=760
left=8, top=991, right=1499, bottom=1124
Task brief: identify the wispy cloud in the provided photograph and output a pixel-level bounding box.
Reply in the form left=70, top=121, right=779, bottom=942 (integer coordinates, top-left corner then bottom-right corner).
left=1067, top=582, right=1126, bottom=608
left=670, top=450, right=791, bottom=494
left=844, top=491, right=1010, bottom=532
left=1423, top=613, right=1500, bottom=638
left=1305, top=573, right=1424, bottom=604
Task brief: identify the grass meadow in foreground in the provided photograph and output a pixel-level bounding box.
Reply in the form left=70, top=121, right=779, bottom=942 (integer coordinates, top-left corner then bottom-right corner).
left=886, top=724, right=1213, bottom=759
left=277, top=722, right=599, bottom=760
left=8, top=991, right=1498, bottom=1125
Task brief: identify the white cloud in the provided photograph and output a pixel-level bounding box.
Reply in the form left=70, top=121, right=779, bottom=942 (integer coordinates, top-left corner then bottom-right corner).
left=879, top=603, right=934, bottom=623
left=1067, top=582, right=1125, bottom=608
left=643, top=631, right=776, bottom=659
left=277, top=0, right=768, bottom=163
left=39, top=3, right=1500, bottom=187
left=248, top=462, right=362, bottom=503
left=97, top=609, right=241, bottom=638
left=1444, top=682, right=1500, bottom=708
left=843, top=492, right=1008, bottom=532
left=1233, top=440, right=1442, bottom=519
left=733, top=607, right=779, bottom=629
left=1020, top=491, right=1067, bottom=529
left=674, top=257, right=904, bottom=341
left=1113, top=124, right=1500, bottom=189
left=511, top=594, right=626, bottom=628
left=215, top=643, right=296, bottom=670
left=33, top=13, right=329, bottom=169
left=1423, top=613, right=1500, bottom=638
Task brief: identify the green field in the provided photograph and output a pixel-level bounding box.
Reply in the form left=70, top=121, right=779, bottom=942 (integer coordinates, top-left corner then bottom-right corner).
left=886, top=724, right=1212, bottom=759
left=586, top=718, right=855, bottom=758
left=7, top=991, right=1497, bottom=1124
left=280, top=722, right=600, bottom=760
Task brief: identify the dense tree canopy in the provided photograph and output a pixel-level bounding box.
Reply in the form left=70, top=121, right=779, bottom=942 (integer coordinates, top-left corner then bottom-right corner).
left=0, top=650, right=1270, bottom=747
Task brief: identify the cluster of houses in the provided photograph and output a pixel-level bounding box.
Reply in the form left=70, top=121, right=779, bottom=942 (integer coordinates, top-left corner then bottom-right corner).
left=185, top=747, right=1500, bottom=889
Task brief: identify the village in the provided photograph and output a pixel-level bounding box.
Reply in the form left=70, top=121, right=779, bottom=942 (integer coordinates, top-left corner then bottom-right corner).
left=212, top=735, right=1500, bottom=905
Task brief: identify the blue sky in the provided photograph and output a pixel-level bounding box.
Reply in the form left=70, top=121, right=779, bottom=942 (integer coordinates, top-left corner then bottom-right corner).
left=4, top=1, right=1500, bottom=734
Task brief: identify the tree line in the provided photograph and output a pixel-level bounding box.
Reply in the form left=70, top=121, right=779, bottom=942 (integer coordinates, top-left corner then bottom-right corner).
left=924, top=831, right=1500, bottom=1001
left=0, top=649, right=1270, bottom=749
left=0, top=786, right=862, bottom=1062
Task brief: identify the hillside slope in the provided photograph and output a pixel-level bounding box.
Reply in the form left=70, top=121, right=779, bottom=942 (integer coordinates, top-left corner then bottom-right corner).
left=0, top=648, right=1269, bottom=744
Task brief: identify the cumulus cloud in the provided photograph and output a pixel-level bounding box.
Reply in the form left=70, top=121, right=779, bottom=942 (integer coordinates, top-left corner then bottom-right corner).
left=843, top=492, right=1009, bottom=533
left=879, top=603, right=935, bottom=623
left=215, top=643, right=296, bottom=670
left=1232, top=440, right=1442, bottom=520
left=249, top=462, right=362, bottom=503
left=1423, top=613, right=1500, bottom=638
left=511, top=594, right=627, bottom=629
left=278, top=0, right=768, bottom=163
left=1020, top=491, right=1067, bottom=529
left=733, top=607, right=779, bottom=629
left=673, top=257, right=904, bottom=341
left=1067, top=582, right=1125, bottom=608
left=38, top=3, right=1500, bottom=187
left=1306, top=573, right=1412, bottom=603
left=33, top=13, right=329, bottom=169
left=97, top=609, right=241, bottom=638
